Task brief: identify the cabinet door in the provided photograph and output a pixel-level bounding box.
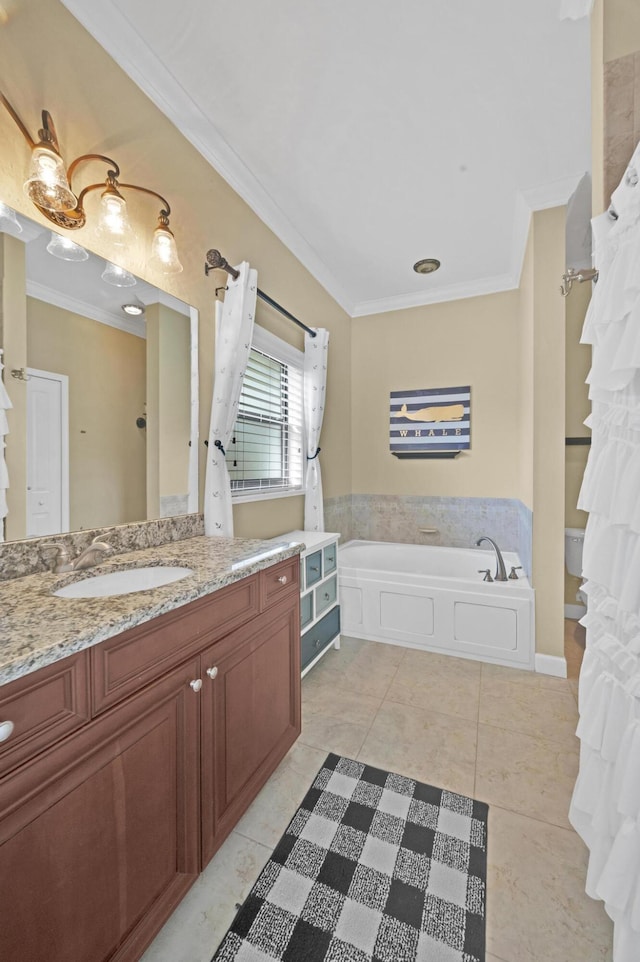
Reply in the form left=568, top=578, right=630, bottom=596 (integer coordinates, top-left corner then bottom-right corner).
left=200, top=598, right=301, bottom=865
left=0, top=659, right=200, bottom=962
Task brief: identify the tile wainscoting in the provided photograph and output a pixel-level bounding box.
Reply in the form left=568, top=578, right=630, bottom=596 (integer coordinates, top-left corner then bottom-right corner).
left=324, top=495, right=533, bottom=576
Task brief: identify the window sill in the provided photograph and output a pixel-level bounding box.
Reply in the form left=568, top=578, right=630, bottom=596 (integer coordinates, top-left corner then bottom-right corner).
left=231, top=488, right=305, bottom=505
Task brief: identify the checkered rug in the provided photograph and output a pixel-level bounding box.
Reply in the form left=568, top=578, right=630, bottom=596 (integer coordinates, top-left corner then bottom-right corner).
left=213, top=753, right=488, bottom=962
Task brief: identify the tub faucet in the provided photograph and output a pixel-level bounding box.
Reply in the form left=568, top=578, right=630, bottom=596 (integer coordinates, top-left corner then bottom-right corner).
left=476, top=536, right=508, bottom=582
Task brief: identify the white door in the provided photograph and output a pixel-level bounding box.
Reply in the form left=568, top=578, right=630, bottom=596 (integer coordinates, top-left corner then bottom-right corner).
left=26, top=368, right=69, bottom=536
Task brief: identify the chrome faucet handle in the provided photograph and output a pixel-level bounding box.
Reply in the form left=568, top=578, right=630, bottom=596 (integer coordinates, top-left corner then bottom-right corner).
left=509, top=566, right=522, bottom=580
left=478, top=568, right=493, bottom=582
left=40, top=542, right=73, bottom=573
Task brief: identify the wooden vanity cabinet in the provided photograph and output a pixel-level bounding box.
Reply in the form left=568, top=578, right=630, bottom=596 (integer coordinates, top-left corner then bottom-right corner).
left=0, top=558, right=301, bottom=962
left=200, top=595, right=300, bottom=865
left=0, top=657, right=201, bottom=962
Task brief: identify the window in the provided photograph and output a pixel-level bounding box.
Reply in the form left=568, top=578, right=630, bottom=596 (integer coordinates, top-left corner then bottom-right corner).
left=226, top=326, right=304, bottom=500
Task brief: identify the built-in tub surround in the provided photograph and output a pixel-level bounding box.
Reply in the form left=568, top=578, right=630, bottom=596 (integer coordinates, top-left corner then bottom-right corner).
left=0, top=534, right=302, bottom=686
left=339, top=539, right=534, bottom=670
left=325, top=495, right=533, bottom=577
left=0, top=513, right=205, bottom=582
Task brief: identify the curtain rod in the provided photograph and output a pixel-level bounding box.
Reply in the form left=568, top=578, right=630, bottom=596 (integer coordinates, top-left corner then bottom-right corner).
left=204, top=249, right=317, bottom=338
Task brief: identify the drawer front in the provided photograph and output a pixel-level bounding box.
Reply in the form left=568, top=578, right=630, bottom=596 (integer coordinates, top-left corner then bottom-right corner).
left=323, top=543, right=338, bottom=575
left=305, top=551, right=323, bottom=588
left=260, top=556, right=300, bottom=610
left=315, top=575, right=337, bottom=617
left=301, top=606, right=341, bottom=671
left=92, top=574, right=259, bottom=714
left=0, top=652, right=90, bottom=776
left=300, top=592, right=314, bottom=629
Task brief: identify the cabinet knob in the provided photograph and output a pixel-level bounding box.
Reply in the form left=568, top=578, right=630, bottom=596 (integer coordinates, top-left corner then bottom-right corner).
left=206, top=666, right=218, bottom=680
left=309, top=566, right=319, bottom=573
left=314, top=639, right=322, bottom=650
left=0, top=720, right=14, bottom=743
left=277, top=575, right=288, bottom=584
left=189, top=679, right=203, bottom=692
left=323, top=592, right=330, bottom=601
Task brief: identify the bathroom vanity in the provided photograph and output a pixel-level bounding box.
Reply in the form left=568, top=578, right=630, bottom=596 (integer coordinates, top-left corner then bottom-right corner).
left=0, top=538, right=301, bottom=962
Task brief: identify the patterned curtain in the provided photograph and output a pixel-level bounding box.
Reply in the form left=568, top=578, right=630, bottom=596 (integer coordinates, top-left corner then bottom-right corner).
left=303, top=328, right=329, bottom=532
left=569, top=141, right=640, bottom=961
left=0, top=350, right=11, bottom=542
left=204, top=263, right=257, bottom=536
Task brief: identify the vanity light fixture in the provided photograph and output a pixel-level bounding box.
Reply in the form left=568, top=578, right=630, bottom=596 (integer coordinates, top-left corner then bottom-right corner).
left=46, top=230, right=89, bottom=262
left=0, top=90, right=183, bottom=273
left=101, top=261, right=137, bottom=287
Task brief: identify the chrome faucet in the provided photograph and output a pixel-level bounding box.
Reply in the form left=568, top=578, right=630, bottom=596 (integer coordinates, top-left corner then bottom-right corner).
left=72, top=537, right=113, bottom=570
left=42, top=536, right=112, bottom=574
left=475, top=536, right=508, bottom=582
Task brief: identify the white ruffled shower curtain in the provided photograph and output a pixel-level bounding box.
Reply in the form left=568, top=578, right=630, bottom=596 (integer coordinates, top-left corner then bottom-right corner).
left=569, top=141, right=640, bottom=961
left=0, top=350, right=11, bottom=542
left=303, top=328, right=329, bottom=532
left=204, top=262, right=257, bottom=537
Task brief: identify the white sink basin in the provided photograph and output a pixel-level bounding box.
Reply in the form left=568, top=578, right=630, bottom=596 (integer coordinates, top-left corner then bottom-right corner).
left=54, top=566, right=193, bottom=599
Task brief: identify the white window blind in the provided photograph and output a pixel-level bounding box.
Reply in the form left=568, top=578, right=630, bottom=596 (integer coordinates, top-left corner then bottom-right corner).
left=226, top=329, right=304, bottom=497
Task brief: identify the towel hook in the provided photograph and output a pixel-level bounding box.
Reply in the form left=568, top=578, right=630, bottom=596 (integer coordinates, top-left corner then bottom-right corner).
left=560, top=267, right=599, bottom=297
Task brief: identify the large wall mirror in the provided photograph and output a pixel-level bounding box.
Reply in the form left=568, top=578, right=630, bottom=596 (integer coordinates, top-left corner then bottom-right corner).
left=0, top=202, right=198, bottom=542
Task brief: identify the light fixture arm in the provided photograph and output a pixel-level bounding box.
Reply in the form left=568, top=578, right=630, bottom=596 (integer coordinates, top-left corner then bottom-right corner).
left=68, top=153, right=120, bottom=185
left=0, top=91, right=35, bottom=147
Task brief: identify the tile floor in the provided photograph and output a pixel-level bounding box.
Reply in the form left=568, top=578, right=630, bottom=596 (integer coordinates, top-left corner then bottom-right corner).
left=141, top=622, right=613, bottom=962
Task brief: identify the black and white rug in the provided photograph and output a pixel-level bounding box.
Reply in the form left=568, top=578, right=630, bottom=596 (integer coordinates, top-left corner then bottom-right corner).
left=213, top=753, right=488, bottom=962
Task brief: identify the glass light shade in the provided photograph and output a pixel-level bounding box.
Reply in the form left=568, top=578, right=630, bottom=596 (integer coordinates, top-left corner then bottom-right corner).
left=24, top=144, right=77, bottom=212
left=96, top=190, right=133, bottom=247
left=46, top=231, right=89, bottom=262
left=0, top=203, right=22, bottom=234
left=101, top=262, right=137, bottom=287
left=149, top=226, right=183, bottom=273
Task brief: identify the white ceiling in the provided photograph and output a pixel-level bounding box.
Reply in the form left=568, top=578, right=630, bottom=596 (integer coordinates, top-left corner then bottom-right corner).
left=62, top=0, right=592, bottom=317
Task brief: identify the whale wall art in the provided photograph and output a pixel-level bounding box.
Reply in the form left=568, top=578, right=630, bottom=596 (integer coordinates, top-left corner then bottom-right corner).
left=389, top=385, right=471, bottom=456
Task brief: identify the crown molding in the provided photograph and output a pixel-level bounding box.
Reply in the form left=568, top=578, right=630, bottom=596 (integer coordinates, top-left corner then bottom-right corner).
left=350, top=272, right=520, bottom=317
left=61, top=0, right=355, bottom=317
left=62, top=2, right=588, bottom=321
left=27, top=279, right=145, bottom=338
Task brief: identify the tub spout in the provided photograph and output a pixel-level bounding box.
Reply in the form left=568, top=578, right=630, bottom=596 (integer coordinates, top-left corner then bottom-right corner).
left=476, top=536, right=508, bottom=582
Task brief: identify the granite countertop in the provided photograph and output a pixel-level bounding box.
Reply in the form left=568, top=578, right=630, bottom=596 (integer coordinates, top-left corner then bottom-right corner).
left=0, top=535, right=304, bottom=687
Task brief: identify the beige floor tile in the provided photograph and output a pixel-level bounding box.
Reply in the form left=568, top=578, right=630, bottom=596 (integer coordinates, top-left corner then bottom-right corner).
left=387, top=648, right=481, bottom=721
left=300, top=710, right=370, bottom=757
left=233, top=741, right=327, bottom=849
left=303, top=640, right=403, bottom=701
left=568, top=677, right=579, bottom=705
left=303, top=682, right=383, bottom=726
left=140, top=830, right=271, bottom=962
left=479, top=682, right=579, bottom=745
left=487, top=807, right=613, bottom=962
left=481, top=661, right=571, bottom=695
left=358, top=700, right=477, bottom=797
left=475, top=724, right=579, bottom=828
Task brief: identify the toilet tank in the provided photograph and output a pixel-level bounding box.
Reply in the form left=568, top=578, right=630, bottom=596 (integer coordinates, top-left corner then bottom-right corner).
left=565, top=527, right=585, bottom=577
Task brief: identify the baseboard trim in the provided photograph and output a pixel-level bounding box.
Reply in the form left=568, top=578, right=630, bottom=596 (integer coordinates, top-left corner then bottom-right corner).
left=535, top=653, right=568, bottom=678
left=565, top=603, right=587, bottom=620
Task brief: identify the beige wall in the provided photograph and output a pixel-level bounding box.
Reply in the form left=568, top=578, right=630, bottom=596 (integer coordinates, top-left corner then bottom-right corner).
left=27, top=298, right=146, bottom=531
left=351, top=291, right=522, bottom=497
left=529, top=208, right=567, bottom=657
left=0, top=0, right=352, bottom=542
left=146, top=303, right=190, bottom=516
left=0, top=233, right=27, bottom=540
left=604, top=0, right=640, bottom=62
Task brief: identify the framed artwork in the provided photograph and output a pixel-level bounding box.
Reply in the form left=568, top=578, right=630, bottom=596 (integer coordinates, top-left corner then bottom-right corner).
left=389, top=385, right=471, bottom=458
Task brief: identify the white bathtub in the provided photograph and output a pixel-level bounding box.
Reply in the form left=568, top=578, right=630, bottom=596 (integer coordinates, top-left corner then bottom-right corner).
left=339, top=540, right=535, bottom=668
